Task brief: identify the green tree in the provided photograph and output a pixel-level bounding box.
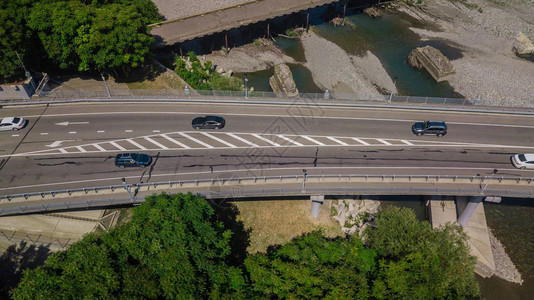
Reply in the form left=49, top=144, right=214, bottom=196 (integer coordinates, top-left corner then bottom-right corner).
left=244, top=231, right=377, bottom=298
left=13, top=193, right=245, bottom=299
left=366, top=206, right=480, bottom=299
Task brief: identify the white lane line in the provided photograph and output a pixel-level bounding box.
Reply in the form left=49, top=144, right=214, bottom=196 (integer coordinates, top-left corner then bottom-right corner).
left=127, top=139, right=147, bottom=150
left=40, top=133, right=48, bottom=135
left=252, top=134, right=281, bottom=147
left=125, top=130, right=133, bottom=133
left=144, top=137, right=169, bottom=149
left=401, top=140, right=414, bottom=145
left=59, top=148, right=68, bottom=153
left=69, top=131, right=77, bottom=134
left=161, top=134, right=191, bottom=149
left=302, top=135, right=325, bottom=146
left=153, top=130, right=160, bottom=133
left=201, top=132, right=236, bottom=148
left=352, top=138, right=370, bottom=145
left=75, top=146, right=86, bottom=152
left=93, top=144, right=107, bottom=151
left=178, top=132, right=214, bottom=149
left=97, top=130, right=105, bottom=133
left=226, top=133, right=258, bottom=147
left=277, top=135, right=303, bottom=146
left=12, top=134, right=19, bottom=137
left=327, top=137, right=348, bottom=146
left=109, top=141, right=127, bottom=151
left=377, top=139, right=392, bottom=145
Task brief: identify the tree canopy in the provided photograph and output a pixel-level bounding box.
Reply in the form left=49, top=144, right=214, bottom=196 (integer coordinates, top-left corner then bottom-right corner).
left=12, top=197, right=480, bottom=299
left=13, top=193, right=245, bottom=299
left=0, top=0, right=161, bottom=83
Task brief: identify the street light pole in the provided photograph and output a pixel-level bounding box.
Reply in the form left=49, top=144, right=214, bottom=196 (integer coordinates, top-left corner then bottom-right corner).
left=244, top=75, right=248, bottom=99
left=301, top=169, right=307, bottom=193
left=122, top=177, right=134, bottom=203
left=481, top=169, right=498, bottom=195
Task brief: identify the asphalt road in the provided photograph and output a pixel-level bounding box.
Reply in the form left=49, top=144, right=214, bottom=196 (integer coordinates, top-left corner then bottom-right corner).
left=1, top=102, right=534, bottom=195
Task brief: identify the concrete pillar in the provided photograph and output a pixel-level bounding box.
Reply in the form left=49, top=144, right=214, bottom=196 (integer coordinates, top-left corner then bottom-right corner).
left=457, top=196, right=483, bottom=226
left=310, top=195, right=324, bottom=218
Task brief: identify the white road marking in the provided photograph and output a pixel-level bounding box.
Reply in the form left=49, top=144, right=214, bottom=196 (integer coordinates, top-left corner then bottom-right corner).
left=179, top=132, right=214, bottom=148
left=40, top=133, right=48, bottom=135
left=109, top=141, right=126, bottom=151
left=161, top=134, right=191, bottom=149
left=277, top=135, right=303, bottom=146
left=97, top=130, right=105, bottom=133
left=144, top=137, right=168, bottom=149
left=69, top=131, right=76, bottom=134
left=12, top=134, right=19, bottom=137
left=55, top=121, right=89, bottom=126
left=226, top=133, right=258, bottom=147
left=327, top=137, right=348, bottom=146
left=377, top=139, right=392, bottom=145
left=302, top=135, right=325, bottom=146
left=59, top=148, right=68, bottom=153
left=93, top=144, right=106, bottom=151
left=126, top=139, right=147, bottom=150
left=201, top=132, right=236, bottom=148
left=401, top=140, right=414, bottom=145
left=125, top=130, right=133, bottom=133
left=352, top=138, right=370, bottom=145
left=46, top=140, right=75, bottom=148
left=252, top=134, right=280, bottom=147
left=75, top=146, right=86, bottom=153
left=153, top=130, right=160, bottom=133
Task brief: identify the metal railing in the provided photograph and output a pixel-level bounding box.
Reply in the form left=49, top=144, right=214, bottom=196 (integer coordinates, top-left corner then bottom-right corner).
left=1, top=173, right=533, bottom=203
left=3, top=88, right=533, bottom=111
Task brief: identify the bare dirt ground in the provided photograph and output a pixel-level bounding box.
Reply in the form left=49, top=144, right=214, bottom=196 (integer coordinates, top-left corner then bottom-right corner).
left=232, top=199, right=342, bottom=253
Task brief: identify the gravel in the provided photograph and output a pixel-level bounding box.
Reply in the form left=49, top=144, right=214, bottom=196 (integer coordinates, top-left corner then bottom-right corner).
left=152, top=0, right=252, bottom=21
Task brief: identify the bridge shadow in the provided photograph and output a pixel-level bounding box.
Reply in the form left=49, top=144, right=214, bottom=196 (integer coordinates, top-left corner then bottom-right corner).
left=0, top=241, right=51, bottom=298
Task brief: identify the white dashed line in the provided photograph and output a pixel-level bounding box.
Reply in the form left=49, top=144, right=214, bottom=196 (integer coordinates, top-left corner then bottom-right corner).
left=153, top=130, right=160, bottom=133
left=161, top=134, right=191, bottom=149
left=252, top=134, right=281, bottom=147
left=352, top=138, right=370, bottom=145
left=377, top=139, right=392, bottom=145
left=277, top=135, right=303, bottom=146
left=93, top=144, right=106, bottom=151
left=125, top=130, right=133, bottom=133
left=201, top=132, right=236, bottom=148
left=97, top=130, right=105, bottom=133
left=40, top=133, right=48, bottom=135
left=327, top=137, right=348, bottom=146
left=69, top=131, right=76, bottom=134
left=302, top=135, right=325, bottom=146
left=75, top=146, right=87, bottom=153
left=401, top=140, right=414, bottom=145
left=144, top=137, right=169, bottom=149
left=110, top=141, right=127, bottom=151
left=126, top=139, right=147, bottom=150
left=226, top=133, right=258, bottom=147
left=179, top=132, right=214, bottom=149
left=12, top=134, right=19, bottom=137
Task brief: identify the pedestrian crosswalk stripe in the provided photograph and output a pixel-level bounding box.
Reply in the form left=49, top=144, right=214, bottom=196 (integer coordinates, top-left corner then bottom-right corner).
left=127, top=139, right=147, bottom=150
left=201, top=132, right=237, bottom=148
left=352, top=138, right=370, bottom=145
left=252, top=134, right=281, bottom=147
left=110, top=141, right=126, bottom=151
left=226, top=133, right=259, bottom=147
left=302, top=135, right=325, bottom=145
left=377, top=139, right=392, bottom=145
left=93, top=144, right=106, bottom=151
left=277, top=135, right=303, bottom=146
left=179, top=132, right=214, bottom=148
left=327, top=137, right=348, bottom=146
left=75, top=146, right=86, bottom=153
left=144, top=137, right=168, bottom=149
left=401, top=140, right=414, bottom=145
left=59, top=148, right=68, bottom=153
left=161, top=134, right=191, bottom=149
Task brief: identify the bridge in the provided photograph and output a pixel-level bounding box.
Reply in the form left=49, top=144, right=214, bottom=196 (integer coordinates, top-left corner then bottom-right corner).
left=150, top=0, right=346, bottom=46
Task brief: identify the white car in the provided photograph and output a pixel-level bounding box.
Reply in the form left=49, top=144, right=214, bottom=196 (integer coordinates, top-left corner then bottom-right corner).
left=511, top=154, right=534, bottom=169
left=0, top=117, right=27, bottom=131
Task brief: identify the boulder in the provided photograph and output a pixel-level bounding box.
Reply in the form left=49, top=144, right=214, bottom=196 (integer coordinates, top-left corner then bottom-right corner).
left=408, top=46, right=455, bottom=82
left=513, top=32, right=534, bottom=56
left=269, top=63, right=299, bottom=97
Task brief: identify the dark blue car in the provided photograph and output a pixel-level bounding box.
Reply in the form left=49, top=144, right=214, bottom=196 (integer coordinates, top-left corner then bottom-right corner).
left=115, top=153, right=152, bottom=168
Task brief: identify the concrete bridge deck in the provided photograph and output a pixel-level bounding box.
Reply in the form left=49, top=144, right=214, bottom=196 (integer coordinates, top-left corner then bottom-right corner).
left=150, top=0, right=344, bottom=46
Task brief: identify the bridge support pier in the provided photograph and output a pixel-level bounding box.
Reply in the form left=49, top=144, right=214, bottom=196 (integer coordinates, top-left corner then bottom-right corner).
left=310, top=195, right=324, bottom=218
left=457, top=196, right=484, bottom=227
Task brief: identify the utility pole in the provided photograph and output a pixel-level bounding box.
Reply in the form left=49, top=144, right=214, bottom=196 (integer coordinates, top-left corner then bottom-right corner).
left=101, top=73, right=111, bottom=98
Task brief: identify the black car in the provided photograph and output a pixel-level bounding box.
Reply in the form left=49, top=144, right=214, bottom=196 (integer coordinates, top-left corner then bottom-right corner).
left=192, top=116, right=226, bottom=130
left=115, top=153, right=152, bottom=168
left=412, top=121, right=447, bottom=137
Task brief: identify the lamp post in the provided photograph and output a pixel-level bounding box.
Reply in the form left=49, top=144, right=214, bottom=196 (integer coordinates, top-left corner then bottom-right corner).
left=244, top=75, right=248, bottom=99
left=481, top=169, right=498, bottom=195
left=121, top=177, right=134, bottom=203
left=301, top=169, right=308, bottom=193
left=389, top=76, right=397, bottom=102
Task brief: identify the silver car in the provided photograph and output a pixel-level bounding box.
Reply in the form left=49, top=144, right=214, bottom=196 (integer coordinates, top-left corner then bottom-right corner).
left=0, top=117, right=27, bottom=131
left=511, top=154, right=534, bottom=169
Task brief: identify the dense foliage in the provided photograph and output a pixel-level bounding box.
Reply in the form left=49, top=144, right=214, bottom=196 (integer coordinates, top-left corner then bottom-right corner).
left=175, top=52, right=244, bottom=91
left=13, top=193, right=245, bottom=299
left=13, top=197, right=480, bottom=299
left=0, top=0, right=161, bottom=83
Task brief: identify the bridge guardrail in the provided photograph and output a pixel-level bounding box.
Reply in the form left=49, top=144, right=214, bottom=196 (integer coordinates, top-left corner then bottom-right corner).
left=2, top=174, right=534, bottom=204
left=2, top=88, right=534, bottom=112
